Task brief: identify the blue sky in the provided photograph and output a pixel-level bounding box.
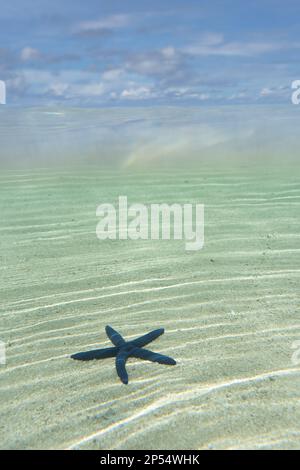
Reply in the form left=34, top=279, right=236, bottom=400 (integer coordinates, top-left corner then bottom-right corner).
left=1, top=0, right=299, bottom=106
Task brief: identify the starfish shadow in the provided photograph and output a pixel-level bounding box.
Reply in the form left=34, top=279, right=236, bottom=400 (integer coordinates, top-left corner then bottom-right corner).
left=71, top=325, right=176, bottom=384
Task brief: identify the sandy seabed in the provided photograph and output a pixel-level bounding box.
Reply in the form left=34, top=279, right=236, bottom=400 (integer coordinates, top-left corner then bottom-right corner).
left=0, top=165, right=300, bottom=449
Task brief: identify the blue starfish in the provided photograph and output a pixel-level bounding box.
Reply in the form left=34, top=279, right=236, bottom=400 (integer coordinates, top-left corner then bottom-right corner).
left=71, top=325, right=176, bottom=384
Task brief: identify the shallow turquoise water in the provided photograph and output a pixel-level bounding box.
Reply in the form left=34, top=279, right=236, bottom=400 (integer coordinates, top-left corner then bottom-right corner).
left=0, top=164, right=299, bottom=449
left=0, top=105, right=299, bottom=448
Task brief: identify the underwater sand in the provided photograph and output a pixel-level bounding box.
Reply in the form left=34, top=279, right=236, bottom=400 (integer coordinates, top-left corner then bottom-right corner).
left=0, top=165, right=300, bottom=449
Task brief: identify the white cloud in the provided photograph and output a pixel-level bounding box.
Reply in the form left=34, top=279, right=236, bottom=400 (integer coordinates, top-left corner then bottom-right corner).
left=259, top=85, right=289, bottom=99
left=198, top=93, right=210, bottom=100
left=48, top=81, right=106, bottom=98
left=125, top=48, right=183, bottom=78
left=185, top=42, right=276, bottom=56
left=199, top=32, right=224, bottom=46
left=161, top=46, right=176, bottom=58
left=183, top=34, right=299, bottom=57
left=102, top=68, right=123, bottom=81
left=121, top=86, right=152, bottom=99
left=20, top=47, right=41, bottom=62
left=74, top=14, right=131, bottom=35
left=163, top=86, right=211, bottom=100
left=75, top=82, right=105, bottom=97
left=19, top=69, right=107, bottom=100
left=228, top=91, right=247, bottom=100
left=260, top=87, right=273, bottom=96
left=48, top=82, right=69, bottom=97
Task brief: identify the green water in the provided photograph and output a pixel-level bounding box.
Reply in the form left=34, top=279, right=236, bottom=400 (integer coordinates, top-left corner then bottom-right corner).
left=0, top=166, right=299, bottom=449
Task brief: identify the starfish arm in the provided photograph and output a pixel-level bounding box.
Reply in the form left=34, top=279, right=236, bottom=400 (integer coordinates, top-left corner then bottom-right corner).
left=132, top=347, right=176, bottom=365
left=115, top=350, right=130, bottom=384
left=105, top=325, right=126, bottom=347
left=71, top=347, right=117, bottom=361
left=131, top=328, right=164, bottom=348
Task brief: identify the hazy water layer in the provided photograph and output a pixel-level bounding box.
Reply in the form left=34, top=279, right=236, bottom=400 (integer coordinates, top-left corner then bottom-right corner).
left=0, top=105, right=299, bottom=169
